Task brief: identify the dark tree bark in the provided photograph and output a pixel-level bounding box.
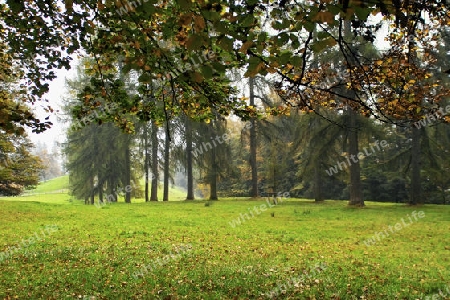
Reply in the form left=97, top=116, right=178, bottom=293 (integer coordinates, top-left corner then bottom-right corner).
left=124, top=136, right=131, bottom=203
left=313, top=165, right=323, bottom=202
left=90, top=176, right=95, bottom=205
left=249, top=77, right=259, bottom=198
left=150, top=121, right=159, bottom=201
left=185, top=116, right=195, bottom=200
left=348, top=108, right=364, bottom=206
left=209, top=144, right=218, bottom=200
left=163, top=123, right=170, bottom=201
left=144, top=123, right=149, bottom=202
left=410, top=126, right=422, bottom=205
left=98, top=180, right=103, bottom=203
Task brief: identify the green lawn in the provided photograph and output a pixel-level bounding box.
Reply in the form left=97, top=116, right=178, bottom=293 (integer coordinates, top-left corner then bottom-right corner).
left=0, top=193, right=449, bottom=299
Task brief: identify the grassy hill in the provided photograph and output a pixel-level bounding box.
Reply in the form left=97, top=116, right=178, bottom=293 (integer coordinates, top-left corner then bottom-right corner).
left=25, top=175, right=70, bottom=194
left=0, top=175, right=189, bottom=204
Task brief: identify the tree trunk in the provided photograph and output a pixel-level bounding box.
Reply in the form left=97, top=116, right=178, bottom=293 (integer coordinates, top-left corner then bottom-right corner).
left=348, top=108, right=364, bottom=206
left=90, top=176, right=95, bottom=205
left=314, top=164, right=323, bottom=202
left=342, top=18, right=364, bottom=207
left=410, top=126, right=422, bottom=205
left=109, top=177, right=117, bottom=202
left=144, top=123, right=149, bottom=202
left=163, top=122, right=170, bottom=201
left=186, top=116, right=195, bottom=200
left=98, top=180, right=103, bottom=203
left=209, top=136, right=218, bottom=200
left=249, top=77, right=259, bottom=198
left=124, top=136, right=131, bottom=203
left=150, top=121, right=159, bottom=201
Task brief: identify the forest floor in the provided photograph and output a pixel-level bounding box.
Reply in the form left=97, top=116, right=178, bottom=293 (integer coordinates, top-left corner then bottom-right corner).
left=0, top=180, right=449, bottom=299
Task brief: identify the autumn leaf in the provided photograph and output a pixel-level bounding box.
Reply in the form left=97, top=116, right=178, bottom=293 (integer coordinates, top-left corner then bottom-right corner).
left=313, top=11, right=335, bottom=24
left=239, top=41, right=253, bottom=54
left=98, top=0, right=105, bottom=10
left=193, top=16, right=205, bottom=32
left=191, top=72, right=204, bottom=83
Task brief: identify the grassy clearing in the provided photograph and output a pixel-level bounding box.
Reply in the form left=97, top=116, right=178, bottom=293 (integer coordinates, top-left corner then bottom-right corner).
left=0, top=195, right=449, bottom=299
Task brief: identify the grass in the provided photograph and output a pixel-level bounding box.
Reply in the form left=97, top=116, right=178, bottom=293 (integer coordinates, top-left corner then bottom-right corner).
left=0, top=179, right=449, bottom=299
left=25, top=175, right=70, bottom=194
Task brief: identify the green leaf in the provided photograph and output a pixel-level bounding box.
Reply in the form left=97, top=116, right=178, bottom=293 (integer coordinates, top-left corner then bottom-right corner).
left=217, top=36, right=234, bottom=52
left=279, top=33, right=290, bottom=45
left=355, top=7, right=371, bottom=20
left=317, top=31, right=330, bottom=40
left=327, top=4, right=342, bottom=15
left=278, top=52, right=291, bottom=65
left=200, top=65, right=213, bottom=79
left=311, top=37, right=336, bottom=53
left=303, top=22, right=315, bottom=32
left=291, top=56, right=303, bottom=67
left=211, top=62, right=227, bottom=73
left=176, top=0, right=192, bottom=10
left=142, top=2, right=156, bottom=15
left=257, top=32, right=268, bottom=42
left=212, top=20, right=228, bottom=34
left=241, top=15, right=254, bottom=27
left=138, top=73, right=152, bottom=83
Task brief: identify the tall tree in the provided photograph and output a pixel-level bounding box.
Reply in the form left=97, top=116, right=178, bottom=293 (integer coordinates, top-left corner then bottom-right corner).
left=248, top=77, right=259, bottom=198
left=150, top=120, right=159, bottom=201
left=185, top=116, right=195, bottom=200
left=163, top=120, right=171, bottom=201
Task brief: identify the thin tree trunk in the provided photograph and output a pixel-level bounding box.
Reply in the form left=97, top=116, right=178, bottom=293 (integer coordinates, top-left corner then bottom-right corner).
left=98, top=180, right=103, bottom=203
left=314, top=164, right=323, bottom=202
left=209, top=145, right=218, bottom=200
left=109, top=177, right=117, bottom=202
left=410, top=126, right=421, bottom=205
left=186, top=116, right=195, bottom=200
left=144, top=123, right=149, bottom=202
left=163, top=123, right=170, bottom=201
left=124, top=136, right=131, bottom=203
left=90, top=176, right=95, bottom=205
left=249, top=77, right=259, bottom=198
left=348, top=108, right=364, bottom=206
left=150, top=121, right=159, bottom=201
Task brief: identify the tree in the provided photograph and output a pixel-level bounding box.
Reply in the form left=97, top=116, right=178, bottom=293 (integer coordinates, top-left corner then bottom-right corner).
left=1, top=1, right=448, bottom=132
left=163, top=120, right=171, bottom=201
left=185, top=115, right=195, bottom=200
left=33, top=142, right=62, bottom=182
left=63, top=59, right=141, bottom=204
left=248, top=77, right=259, bottom=198
left=0, top=132, right=42, bottom=196
left=150, top=120, right=159, bottom=201
left=194, top=116, right=232, bottom=200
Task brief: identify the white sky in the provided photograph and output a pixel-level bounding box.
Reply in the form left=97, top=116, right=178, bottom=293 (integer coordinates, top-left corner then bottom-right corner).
left=27, top=66, right=73, bottom=150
